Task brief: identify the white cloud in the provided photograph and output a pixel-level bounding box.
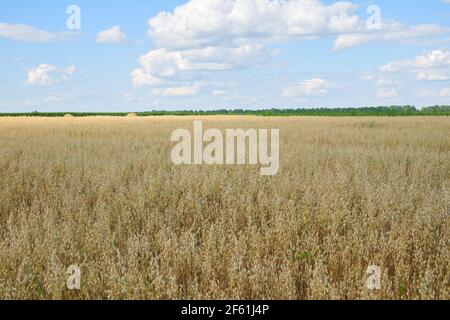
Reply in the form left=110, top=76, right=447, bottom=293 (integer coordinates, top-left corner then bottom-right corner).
left=148, top=0, right=360, bottom=49
left=152, top=83, right=201, bottom=97
left=282, top=78, right=328, bottom=97
left=334, top=22, right=450, bottom=50
left=377, top=88, right=397, bottom=99
left=147, top=0, right=449, bottom=52
left=0, top=23, right=77, bottom=42
left=133, top=0, right=363, bottom=90
left=130, top=69, right=164, bottom=87
left=381, top=49, right=450, bottom=81
left=96, top=26, right=127, bottom=44
left=26, top=64, right=77, bottom=86
left=131, top=45, right=266, bottom=86
left=132, top=0, right=450, bottom=98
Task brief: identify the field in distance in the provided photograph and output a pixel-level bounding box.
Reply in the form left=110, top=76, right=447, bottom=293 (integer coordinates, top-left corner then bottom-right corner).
left=0, top=116, right=448, bottom=299
left=1, top=105, right=450, bottom=117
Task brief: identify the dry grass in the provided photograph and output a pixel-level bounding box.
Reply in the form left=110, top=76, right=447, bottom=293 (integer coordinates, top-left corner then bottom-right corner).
left=0, top=116, right=448, bottom=300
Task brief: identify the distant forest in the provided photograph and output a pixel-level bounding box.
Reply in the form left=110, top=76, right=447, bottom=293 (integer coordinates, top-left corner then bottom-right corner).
left=1, top=105, right=449, bottom=117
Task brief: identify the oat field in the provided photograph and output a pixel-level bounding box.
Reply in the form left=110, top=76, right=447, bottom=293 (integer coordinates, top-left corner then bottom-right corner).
left=0, top=116, right=448, bottom=300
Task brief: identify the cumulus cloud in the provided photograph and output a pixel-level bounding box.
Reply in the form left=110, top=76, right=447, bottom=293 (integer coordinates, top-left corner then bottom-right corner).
left=96, top=26, right=127, bottom=44
left=380, top=49, right=450, bottom=81
left=26, top=64, right=77, bottom=86
left=147, top=0, right=449, bottom=51
left=132, top=45, right=266, bottom=83
left=130, top=68, right=165, bottom=87
left=133, top=0, right=362, bottom=90
left=0, top=23, right=77, bottom=42
left=148, top=0, right=360, bottom=49
left=132, top=0, right=450, bottom=95
left=282, top=78, right=328, bottom=97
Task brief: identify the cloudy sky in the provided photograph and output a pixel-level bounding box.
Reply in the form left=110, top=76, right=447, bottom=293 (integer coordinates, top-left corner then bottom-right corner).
left=1, top=0, right=450, bottom=112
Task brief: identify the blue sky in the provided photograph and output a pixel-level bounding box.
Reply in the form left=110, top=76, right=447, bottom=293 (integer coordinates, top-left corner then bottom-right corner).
left=1, top=0, right=450, bottom=112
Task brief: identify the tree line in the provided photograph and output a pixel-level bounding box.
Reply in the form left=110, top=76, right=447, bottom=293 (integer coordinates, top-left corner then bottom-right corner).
left=1, top=105, right=449, bottom=117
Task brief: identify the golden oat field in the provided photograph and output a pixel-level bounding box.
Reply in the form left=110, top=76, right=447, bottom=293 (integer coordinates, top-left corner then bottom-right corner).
left=0, top=116, right=448, bottom=300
